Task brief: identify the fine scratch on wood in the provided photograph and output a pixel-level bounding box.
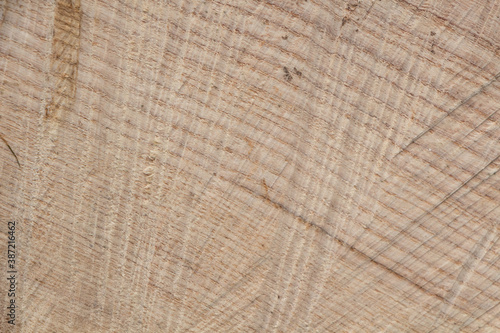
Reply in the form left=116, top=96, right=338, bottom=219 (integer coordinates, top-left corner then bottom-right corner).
left=430, top=226, right=499, bottom=332
left=0, top=133, right=20, bottom=167
left=392, top=71, right=500, bottom=160
left=371, top=151, right=500, bottom=265
left=234, top=177, right=449, bottom=304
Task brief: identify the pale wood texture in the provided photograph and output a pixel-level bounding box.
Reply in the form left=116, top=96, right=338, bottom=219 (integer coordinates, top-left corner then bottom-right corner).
left=1, top=0, right=500, bottom=332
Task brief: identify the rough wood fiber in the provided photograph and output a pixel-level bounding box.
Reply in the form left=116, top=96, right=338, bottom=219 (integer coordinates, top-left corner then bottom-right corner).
left=1, top=0, right=500, bottom=332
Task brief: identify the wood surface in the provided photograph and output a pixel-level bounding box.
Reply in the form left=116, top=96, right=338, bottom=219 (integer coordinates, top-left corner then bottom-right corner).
left=1, top=0, right=500, bottom=332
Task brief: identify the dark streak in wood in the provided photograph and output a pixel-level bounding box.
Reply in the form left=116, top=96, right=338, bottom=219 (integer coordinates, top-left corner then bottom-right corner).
left=283, top=66, right=292, bottom=82
left=293, top=67, right=302, bottom=77
left=47, top=0, right=81, bottom=120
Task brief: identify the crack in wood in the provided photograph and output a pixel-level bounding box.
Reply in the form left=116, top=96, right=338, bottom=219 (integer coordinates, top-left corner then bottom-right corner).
left=0, top=133, right=20, bottom=167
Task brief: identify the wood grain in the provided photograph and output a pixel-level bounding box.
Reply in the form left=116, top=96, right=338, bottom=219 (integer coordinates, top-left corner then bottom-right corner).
left=1, top=0, right=499, bottom=332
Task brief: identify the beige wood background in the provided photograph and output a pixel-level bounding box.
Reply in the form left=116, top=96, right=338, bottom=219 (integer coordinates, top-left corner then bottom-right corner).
left=1, top=0, right=500, bottom=331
